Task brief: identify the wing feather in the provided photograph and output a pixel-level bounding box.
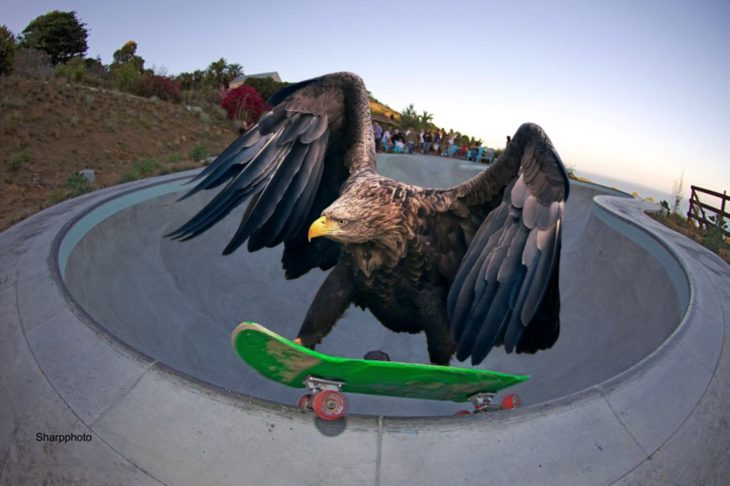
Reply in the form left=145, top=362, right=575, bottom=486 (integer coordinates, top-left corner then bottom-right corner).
left=445, top=123, right=569, bottom=364
left=168, top=72, right=376, bottom=277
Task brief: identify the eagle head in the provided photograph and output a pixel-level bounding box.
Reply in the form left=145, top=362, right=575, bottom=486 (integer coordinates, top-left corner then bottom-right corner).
left=307, top=182, right=409, bottom=251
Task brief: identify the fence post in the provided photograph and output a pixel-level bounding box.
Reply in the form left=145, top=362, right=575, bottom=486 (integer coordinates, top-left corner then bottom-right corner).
left=687, top=187, right=693, bottom=222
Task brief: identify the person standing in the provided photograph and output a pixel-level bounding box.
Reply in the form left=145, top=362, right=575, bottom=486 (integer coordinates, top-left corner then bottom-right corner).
left=373, top=122, right=383, bottom=152
left=381, top=127, right=392, bottom=152
left=423, top=130, right=432, bottom=155
left=406, top=127, right=417, bottom=153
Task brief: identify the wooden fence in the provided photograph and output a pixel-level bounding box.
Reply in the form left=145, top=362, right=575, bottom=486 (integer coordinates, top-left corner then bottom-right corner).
left=687, top=185, right=729, bottom=236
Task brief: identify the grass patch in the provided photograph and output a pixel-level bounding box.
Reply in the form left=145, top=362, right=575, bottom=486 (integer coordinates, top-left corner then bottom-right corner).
left=118, top=158, right=160, bottom=183
left=48, top=189, right=67, bottom=205
left=65, top=172, right=93, bottom=197
left=191, top=143, right=208, bottom=162
left=650, top=210, right=729, bottom=264
left=2, top=97, right=26, bottom=110
left=167, top=152, right=182, bottom=163
left=159, top=160, right=198, bottom=176
left=48, top=172, right=94, bottom=204
left=7, top=149, right=31, bottom=171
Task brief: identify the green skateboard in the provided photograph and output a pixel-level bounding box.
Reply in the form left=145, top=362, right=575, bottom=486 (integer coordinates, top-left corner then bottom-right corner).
left=231, top=322, right=528, bottom=420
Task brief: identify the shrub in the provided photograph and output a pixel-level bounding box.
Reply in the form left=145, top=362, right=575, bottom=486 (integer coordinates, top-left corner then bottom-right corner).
left=704, top=215, right=728, bottom=255
left=64, top=172, right=92, bottom=196
left=0, top=25, right=16, bottom=75
left=3, top=96, right=25, bottom=109
left=12, top=47, right=53, bottom=79
left=659, top=200, right=671, bottom=216
left=84, top=56, right=106, bottom=75
left=110, top=61, right=141, bottom=92
left=191, top=144, right=208, bottom=162
left=198, top=111, right=211, bottom=124
left=131, top=73, right=181, bottom=102
left=119, top=158, right=160, bottom=183
left=7, top=149, right=31, bottom=171
left=220, top=84, right=268, bottom=125
left=54, top=56, right=86, bottom=82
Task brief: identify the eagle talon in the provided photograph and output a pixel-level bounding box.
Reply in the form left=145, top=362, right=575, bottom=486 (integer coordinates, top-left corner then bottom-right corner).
left=294, top=336, right=317, bottom=350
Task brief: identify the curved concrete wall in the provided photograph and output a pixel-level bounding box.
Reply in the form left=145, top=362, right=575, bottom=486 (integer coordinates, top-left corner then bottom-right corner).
left=2, top=155, right=728, bottom=485
left=63, top=156, right=680, bottom=416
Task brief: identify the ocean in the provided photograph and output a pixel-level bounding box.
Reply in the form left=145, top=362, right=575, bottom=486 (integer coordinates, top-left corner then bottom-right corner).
left=574, top=170, right=689, bottom=214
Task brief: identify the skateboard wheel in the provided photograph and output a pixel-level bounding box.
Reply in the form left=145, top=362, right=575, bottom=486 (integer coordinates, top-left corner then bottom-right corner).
left=311, top=390, right=347, bottom=421
left=296, top=394, right=312, bottom=410
left=501, top=394, right=521, bottom=410
left=364, top=350, right=390, bottom=361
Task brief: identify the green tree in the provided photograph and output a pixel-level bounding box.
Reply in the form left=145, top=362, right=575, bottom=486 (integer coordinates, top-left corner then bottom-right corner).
left=109, top=41, right=145, bottom=91
left=419, top=110, right=434, bottom=129
left=400, top=104, right=420, bottom=129
left=176, top=69, right=205, bottom=90
left=18, top=10, right=88, bottom=65
left=0, top=25, right=16, bottom=75
left=204, top=58, right=242, bottom=89
left=111, top=41, right=145, bottom=72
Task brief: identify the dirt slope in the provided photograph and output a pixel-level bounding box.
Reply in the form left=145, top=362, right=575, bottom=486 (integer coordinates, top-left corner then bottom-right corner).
left=1, top=76, right=238, bottom=230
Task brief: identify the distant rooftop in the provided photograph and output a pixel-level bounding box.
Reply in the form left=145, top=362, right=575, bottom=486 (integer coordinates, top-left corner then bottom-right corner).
left=231, top=71, right=282, bottom=86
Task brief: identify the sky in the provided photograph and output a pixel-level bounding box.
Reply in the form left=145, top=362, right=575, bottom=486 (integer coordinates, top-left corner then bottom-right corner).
left=5, top=0, right=730, bottom=199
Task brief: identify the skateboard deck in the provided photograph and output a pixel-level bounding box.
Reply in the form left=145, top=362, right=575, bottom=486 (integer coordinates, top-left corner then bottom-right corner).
left=231, top=322, right=528, bottom=402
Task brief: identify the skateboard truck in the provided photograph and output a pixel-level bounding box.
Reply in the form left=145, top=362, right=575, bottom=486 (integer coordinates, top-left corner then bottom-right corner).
left=456, top=392, right=522, bottom=416
left=297, top=376, right=347, bottom=421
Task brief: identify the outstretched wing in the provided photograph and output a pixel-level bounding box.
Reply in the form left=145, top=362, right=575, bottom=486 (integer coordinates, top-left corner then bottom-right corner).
left=167, top=72, right=376, bottom=278
left=445, top=123, right=569, bottom=365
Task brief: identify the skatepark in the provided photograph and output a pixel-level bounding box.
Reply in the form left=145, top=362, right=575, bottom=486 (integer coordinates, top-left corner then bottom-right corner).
left=2, top=154, right=729, bottom=484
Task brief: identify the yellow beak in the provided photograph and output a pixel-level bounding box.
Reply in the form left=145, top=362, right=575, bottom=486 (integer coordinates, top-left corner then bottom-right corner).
left=308, top=216, right=339, bottom=242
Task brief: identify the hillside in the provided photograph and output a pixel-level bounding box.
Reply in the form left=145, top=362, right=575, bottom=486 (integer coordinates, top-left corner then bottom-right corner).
left=369, top=98, right=401, bottom=122
left=0, top=76, right=238, bottom=230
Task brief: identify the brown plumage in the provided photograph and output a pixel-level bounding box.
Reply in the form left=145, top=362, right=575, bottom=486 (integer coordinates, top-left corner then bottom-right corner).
left=168, top=72, right=569, bottom=365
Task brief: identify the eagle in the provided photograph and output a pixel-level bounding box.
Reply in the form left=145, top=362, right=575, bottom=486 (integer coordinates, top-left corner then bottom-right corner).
left=168, top=72, right=569, bottom=366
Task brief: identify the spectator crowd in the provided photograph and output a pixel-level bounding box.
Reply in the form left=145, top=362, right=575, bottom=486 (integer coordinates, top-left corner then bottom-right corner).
left=372, top=122, right=499, bottom=164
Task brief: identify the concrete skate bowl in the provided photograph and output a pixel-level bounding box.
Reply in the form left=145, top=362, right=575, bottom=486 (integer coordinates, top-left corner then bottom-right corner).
left=58, top=154, right=686, bottom=417
left=5, top=150, right=726, bottom=484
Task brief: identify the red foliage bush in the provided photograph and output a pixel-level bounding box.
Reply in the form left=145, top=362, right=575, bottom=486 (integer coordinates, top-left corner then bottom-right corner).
left=131, top=73, right=182, bottom=102
left=220, top=84, right=268, bottom=124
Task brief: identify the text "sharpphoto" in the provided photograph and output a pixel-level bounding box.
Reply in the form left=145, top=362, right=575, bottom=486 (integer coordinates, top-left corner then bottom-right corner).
left=36, top=432, right=92, bottom=443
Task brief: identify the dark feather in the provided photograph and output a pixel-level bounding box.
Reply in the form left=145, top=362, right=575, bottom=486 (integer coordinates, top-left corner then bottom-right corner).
left=445, top=122, right=569, bottom=364
left=266, top=78, right=317, bottom=106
